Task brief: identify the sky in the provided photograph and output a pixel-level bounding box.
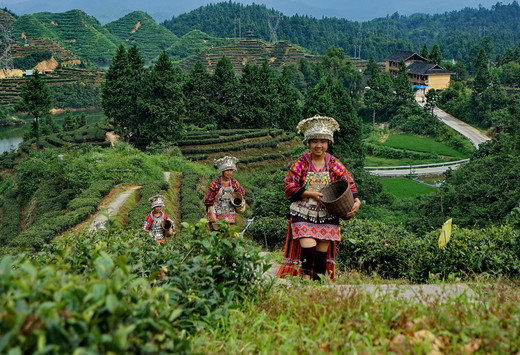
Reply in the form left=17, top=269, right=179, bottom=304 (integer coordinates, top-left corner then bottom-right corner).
left=0, top=0, right=508, bottom=24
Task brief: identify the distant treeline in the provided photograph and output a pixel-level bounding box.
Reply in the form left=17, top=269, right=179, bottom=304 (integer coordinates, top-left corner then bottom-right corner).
left=163, top=1, right=520, bottom=61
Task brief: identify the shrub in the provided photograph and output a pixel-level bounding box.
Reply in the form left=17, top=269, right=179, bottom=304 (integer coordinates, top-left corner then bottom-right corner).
left=179, top=169, right=205, bottom=225
left=0, top=223, right=270, bottom=353
left=337, top=219, right=520, bottom=282
left=246, top=216, right=288, bottom=250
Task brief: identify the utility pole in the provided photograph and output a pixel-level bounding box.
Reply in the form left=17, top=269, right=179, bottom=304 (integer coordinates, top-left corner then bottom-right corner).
left=0, top=24, right=15, bottom=79
left=267, top=12, right=281, bottom=43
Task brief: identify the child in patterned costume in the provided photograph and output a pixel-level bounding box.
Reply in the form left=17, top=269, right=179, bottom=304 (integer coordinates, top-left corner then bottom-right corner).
left=143, top=195, right=175, bottom=243
left=205, top=156, right=246, bottom=231
left=276, top=116, right=361, bottom=281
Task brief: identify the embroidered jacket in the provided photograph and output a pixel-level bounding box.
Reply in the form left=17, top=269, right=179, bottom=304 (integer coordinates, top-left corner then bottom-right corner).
left=284, top=152, right=357, bottom=202
left=204, top=176, right=246, bottom=207
left=143, top=211, right=175, bottom=239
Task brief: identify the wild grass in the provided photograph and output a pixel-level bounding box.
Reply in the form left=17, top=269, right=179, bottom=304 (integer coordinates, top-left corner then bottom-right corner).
left=191, top=279, right=520, bottom=354
left=381, top=177, right=437, bottom=199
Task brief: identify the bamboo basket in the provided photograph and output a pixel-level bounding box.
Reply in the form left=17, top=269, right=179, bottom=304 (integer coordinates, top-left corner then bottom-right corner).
left=321, top=180, right=354, bottom=220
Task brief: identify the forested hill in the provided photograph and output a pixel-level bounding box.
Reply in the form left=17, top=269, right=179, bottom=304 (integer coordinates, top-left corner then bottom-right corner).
left=162, top=1, right=520, bottom=61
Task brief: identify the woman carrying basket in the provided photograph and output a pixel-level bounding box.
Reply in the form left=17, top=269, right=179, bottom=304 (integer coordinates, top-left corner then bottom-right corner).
left=277, top=115, right=361, bottom=281
left=204, top=156, right=246, bottom=231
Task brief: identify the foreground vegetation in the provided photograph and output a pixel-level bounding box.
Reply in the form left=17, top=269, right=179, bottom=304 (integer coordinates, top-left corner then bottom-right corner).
left=193, top=280, right=520, bottom=354
left=2, top=5, right=520, bottom=352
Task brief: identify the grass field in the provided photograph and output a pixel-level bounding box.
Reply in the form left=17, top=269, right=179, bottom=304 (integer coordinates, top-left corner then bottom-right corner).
left=380, top=177, right=437, bottom=199
left=364, top=155, right=453, bottom=167
left=383, top=134, right=470, bottom=159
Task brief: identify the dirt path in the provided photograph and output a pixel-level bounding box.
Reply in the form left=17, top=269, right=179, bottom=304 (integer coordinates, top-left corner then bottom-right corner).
left=259, top=252, right=477, bottom=302
left=88, top=186, right=140, bottom=232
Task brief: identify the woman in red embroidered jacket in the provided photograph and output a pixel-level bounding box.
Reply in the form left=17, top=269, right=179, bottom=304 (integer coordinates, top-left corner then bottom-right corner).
left=204, top=156, right=246, bottom=231
left=277, top=116, right=361, bottom=281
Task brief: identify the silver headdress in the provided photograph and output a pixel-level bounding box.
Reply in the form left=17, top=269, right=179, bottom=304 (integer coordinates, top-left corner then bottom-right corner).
left=214, top=156, right=239, bottom=172
left=297, top=115, right=340, bottom=145
left=149, top=194, right=166, bottom=209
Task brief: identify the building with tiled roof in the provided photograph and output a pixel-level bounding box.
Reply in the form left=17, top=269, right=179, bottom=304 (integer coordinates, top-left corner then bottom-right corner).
left=384, top=50, right=454, bottom=90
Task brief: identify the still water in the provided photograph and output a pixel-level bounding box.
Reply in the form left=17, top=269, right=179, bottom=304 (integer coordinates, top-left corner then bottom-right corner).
left=0, top=124, right=27, bottom=154
left=0, top=109, right=105, bottom=154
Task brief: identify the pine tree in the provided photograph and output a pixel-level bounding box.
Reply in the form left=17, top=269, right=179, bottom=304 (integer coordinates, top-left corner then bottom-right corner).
left=137, top=51, right=185, bottom=146
left=364, top=57, right=380, bottom=77
left=473, top=49, right=491, bottom=94
left=102, top=45, right=132, bottom=139
left=14, top=70, right=52, bottom=150
left=184, top=61, right=214, bottom=127
left=304, top=75, right=363, bottom=167
left=237, top=63, right=261, bottom=128
left=364, top=63, right=383, bottom=126
left=126, top=46, right=145, bottom=138
left=420, top=44, right=429, bottom=59
left=212, top=56, right=239, bottom=129
left=394, top=60, right=414, bottom=104
left=429, top=44, right=442, bottom=64
left=63, top=110, right=76, bottom=131
left=276, top=66, right=301, bottom=130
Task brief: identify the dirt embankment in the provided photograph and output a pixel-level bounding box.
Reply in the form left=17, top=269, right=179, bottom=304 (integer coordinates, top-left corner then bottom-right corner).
left=34, top=57, right=59, bottom=72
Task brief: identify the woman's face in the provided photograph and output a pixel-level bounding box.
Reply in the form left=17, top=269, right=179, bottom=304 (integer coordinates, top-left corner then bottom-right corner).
left=222, top=169, right=234, bottom=179
left=309, top=139, right=329, bottom=158
left=153, top=206, right=163, bottom=214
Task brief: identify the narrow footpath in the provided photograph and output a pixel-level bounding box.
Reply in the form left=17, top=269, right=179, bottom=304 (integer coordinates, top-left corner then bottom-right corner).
left=88, top=186, right=139, bottom=232
left=259, top=253, right=477, bottom=303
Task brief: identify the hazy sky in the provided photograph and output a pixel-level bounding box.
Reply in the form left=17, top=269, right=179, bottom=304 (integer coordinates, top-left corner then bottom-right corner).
left=1, top=0, right=509, bottom=24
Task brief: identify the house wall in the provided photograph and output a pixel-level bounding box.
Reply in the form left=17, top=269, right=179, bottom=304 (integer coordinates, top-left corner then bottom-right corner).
left=427, top=75, right=451, bottom=90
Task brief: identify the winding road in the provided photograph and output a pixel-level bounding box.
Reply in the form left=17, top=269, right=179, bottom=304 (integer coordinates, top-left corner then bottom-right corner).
left=365, top=103, right=490, bottom=177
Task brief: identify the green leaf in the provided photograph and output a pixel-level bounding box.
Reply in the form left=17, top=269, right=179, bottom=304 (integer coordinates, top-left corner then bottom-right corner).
left=0, top=256, right=13, bottom=278
left=19, top=263, right=37, bottom=279
left=92, top=283, right=107, bottom=302
left=105, top=294, right=118, bottom=314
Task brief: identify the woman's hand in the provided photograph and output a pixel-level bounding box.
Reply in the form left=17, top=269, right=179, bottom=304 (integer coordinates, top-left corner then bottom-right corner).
left=209, top=209, right=217, bottom=223
left=346, top=198, right=361, bottom=219
left=302, top=190, right=324, bottom=203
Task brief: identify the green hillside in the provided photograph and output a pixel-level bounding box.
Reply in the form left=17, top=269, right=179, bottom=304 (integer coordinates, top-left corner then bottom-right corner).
left=11, top=38, right=79, bottom=64
left=10, top=10, right=120, bottom=64
left=179, top=39, right=321, bottom=74
left=167, top=30, right=233, bottom=63
left=0, top=8, right=16, bottom=27
left=104, top=11, right=178, bottom=62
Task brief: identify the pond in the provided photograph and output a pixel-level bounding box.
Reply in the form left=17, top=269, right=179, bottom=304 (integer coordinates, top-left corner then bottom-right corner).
left=0, top=124, right=27, bottom=154
left=0, top=109, right=106, bottom=154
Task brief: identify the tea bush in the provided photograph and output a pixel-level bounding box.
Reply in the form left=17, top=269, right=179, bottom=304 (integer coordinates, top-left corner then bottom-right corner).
left=338, top=219, right=520, bottom=282
left=0, top=222, right=270, bottom=353
left=0, top=190, right=21, bottom=247
left=179, top=168, right=205, bottom=224
left=246, top=216, right=288, bottom=250
left=8, top=179, right=115, bottom=251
